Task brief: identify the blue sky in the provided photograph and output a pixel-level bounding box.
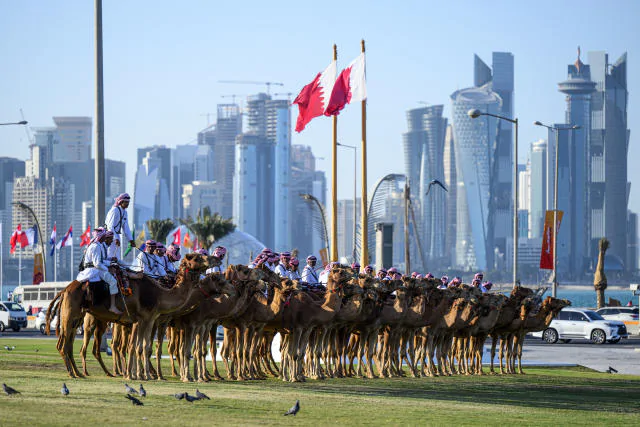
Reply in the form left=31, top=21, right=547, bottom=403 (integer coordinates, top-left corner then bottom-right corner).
left=1, top=0, right=639, bottom=215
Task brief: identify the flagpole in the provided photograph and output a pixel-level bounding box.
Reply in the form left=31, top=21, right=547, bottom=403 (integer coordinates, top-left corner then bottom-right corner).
left=18, top=247, right=22, bottom=287
left=1, top=223, right=3, bottom=300
left=330, top=43, right=338, bottom=262
left=71, top=241, right=74, bottom=282
left=359, top=39, right=369, bottom=268
left=54, top=246, right=57, bottom=282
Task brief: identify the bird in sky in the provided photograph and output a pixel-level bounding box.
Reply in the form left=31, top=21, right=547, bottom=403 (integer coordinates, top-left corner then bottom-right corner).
left=195, top=389, right=210, bottom=400
left=425, top=179, right=448, bottom=196
left=2, top=383, right=20, bottom=395
left=61, top=383, right=69, bottom=396
left=284, top=400, right=300, bottom=416
left=126, top=394, right=144, bottom=406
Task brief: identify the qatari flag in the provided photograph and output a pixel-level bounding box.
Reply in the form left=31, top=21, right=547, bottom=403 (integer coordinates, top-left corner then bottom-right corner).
left=292, top=60, right=336, bottom=132
left=325, top=53, right=367, bottom=116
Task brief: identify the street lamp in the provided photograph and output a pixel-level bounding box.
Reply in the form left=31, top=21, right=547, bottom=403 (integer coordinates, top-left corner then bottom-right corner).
left=0, top=120, right=28, bottom=126
left=468, top=108, right=519, bottom=286
left=534, top=121, right=580, bottom=297
left=12, top=201, right=47, bottom=281
left=300, top=193, right=330, bottom=257
left=337, top=142, right=358, bottom=262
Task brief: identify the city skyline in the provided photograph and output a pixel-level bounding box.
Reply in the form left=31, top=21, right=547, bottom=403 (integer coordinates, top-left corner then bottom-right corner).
left=1, top=1, right=638, bottom=217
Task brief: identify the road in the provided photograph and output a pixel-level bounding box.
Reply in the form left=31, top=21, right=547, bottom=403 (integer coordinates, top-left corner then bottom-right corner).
left=2, top=330, right=639, bottom=376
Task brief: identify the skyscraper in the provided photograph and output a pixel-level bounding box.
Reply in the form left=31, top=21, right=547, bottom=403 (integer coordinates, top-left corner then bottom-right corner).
left=557, top=49, right=596, bottom=275
left=588, top=50, right=629, bottom=270
left=474, top=53, right=515, bottom=270
left=443, top=125, right=456, bottom=267
left=51, top=116, right=92, bottom=163
left=450, top=85, right=501, bottom=270
left=529, top=140, right=547, bottom=238
left=134, top=148, right=171, bottom=230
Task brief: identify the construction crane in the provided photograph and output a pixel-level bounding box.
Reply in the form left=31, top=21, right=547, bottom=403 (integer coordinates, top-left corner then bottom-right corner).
left=220, top=94, right=245, bottom=104
left=218, top=80, right=284, bottom=95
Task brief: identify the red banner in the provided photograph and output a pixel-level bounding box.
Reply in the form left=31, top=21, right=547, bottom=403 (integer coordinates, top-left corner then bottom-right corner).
left=540, top=210, right=564, bottom=270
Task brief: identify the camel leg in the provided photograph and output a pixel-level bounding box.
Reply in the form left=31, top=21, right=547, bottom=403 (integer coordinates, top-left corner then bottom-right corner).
left=155, top=322, right=167, bottom=380
left=80, top=315, right=96, bottom=376
left=125, top=323, right=139, bottom=380
left=92, top=320, right=114, bottom=377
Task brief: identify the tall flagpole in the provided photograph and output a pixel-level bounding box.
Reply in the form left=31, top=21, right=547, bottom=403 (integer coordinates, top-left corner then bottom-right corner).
left=70, top=241, right=74, bottom=282
left=359, top=39, right=369, bottom=268
left=54, top=246, right=57, bottom=282
left=330, top=44, right=338, bottom=262
left=0, top=223, right=3, bottom=300
left=18, top=247, right=22, bottom=287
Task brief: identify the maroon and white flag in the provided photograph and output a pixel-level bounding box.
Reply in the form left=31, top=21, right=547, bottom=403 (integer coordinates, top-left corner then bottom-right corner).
left=293, top=60, right=337, bottom=132
left=325, top=53, right=367, bottom=116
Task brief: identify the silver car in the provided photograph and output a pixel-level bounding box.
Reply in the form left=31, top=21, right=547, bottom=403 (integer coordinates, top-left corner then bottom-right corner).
left=596, top=306, right=639, bottom=323
left=531, top=307, right=629, bottom=344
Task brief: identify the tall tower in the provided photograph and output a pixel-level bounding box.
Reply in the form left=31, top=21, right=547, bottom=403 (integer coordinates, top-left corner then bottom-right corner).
left=450, top=85, right=502, bottom=270
left=588, top=50, right=629, bottom=270
left=529, top=139, right=547, bottom=238
left=557, top=47, right=596, bottom=275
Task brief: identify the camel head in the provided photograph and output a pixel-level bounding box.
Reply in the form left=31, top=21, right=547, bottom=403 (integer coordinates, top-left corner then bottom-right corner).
left=180, top=253, right=209, bottom=273
left=541, top=296, right=571, bottom=314
left=327, top=267, right=353, bottom=290
left=358, top=274, right=376, bottom=289
left=510, top=285, right=535, bottom=301
left=199, top=274, right=237, bottom=298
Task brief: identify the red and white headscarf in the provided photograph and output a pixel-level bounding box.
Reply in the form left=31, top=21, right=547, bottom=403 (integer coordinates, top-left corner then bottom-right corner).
left=113, top=193, right=131, bottom=207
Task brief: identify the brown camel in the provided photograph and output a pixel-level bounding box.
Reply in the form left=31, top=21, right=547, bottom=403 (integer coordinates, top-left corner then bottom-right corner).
left=46, top=253, right=214, bottom=379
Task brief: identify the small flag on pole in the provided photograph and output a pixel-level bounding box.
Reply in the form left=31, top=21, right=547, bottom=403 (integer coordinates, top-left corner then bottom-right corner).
left=124, top=226, right=135, bottom=257
left=80, top=225, right=91, bottom=247
left=172, top=227, right=181, bottom=246
left=56, top=226, right=73, bottom=249
left=49, top=224, right=57, bottom=256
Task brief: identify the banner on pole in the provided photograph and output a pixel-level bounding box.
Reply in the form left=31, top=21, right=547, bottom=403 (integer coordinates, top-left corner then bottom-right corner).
left=33, top=252, right=44, bottom=285
left=319, top=247, right=329, bottom=268
left=540, top=210, right=564, bottom=270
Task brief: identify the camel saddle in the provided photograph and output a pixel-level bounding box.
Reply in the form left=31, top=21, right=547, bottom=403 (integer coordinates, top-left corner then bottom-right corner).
left=109, top=266, right=133, bottom=296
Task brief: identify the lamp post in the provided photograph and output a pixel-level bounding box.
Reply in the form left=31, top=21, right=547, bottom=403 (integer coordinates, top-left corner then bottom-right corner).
left=0, top=121, right=27, bottom=126
left=300, top=193, right=330, bottom=257
left=534, top=121, right=580, bottom=297
left=468, top=109, right=518, bottom=286
left=337, top=142, right=358, bottom=262
left=12, top=201, right=47, bottom=281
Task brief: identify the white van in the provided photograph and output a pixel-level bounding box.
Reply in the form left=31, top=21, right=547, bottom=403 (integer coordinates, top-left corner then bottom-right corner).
left=0, top=301, right=28, bottom=332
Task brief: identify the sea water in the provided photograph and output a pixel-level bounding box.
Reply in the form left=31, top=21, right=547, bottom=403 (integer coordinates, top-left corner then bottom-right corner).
left=493, top=288, right=637, bottom=308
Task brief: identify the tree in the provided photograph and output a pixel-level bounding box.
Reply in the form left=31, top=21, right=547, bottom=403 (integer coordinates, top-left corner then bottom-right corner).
left=146, top=219, right=176, bottom=244
left=594, top=237, right=610, bottom=309
left=179, top=207, right=235, bottom=251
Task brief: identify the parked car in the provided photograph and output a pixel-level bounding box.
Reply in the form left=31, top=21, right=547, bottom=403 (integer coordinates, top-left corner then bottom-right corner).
left=530, top=307, right=629, bottom=344
left=35, top=310, right=56, bottom=334
left=595, top=306, right=639, bottom=323
left=0, top=301, right=28, bottom=332
left=35, top=310, right=83, bottom=335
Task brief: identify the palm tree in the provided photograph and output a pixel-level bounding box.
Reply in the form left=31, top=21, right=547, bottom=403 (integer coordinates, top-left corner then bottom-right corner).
left=146, top=218, right=176, bottom=244
left=594, top=237, right=610, bottom=309
left=179, top=206, right=235, bottom=251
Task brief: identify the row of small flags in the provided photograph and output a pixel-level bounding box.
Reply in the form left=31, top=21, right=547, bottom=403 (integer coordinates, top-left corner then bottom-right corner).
left=8, top=224, right=93, bottom=255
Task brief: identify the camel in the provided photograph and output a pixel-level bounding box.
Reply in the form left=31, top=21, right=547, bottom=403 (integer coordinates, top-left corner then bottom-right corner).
left=279, top=267, right=351, bottom=382
left=79, top=313, right=112, bottom=377
left=46, top=253, right=218, bottom=379
left=511, top=296, right=571, bottom=374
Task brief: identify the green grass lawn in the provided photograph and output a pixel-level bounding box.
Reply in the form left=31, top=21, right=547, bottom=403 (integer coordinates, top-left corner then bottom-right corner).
left=0, top=338, right=639, bottom=426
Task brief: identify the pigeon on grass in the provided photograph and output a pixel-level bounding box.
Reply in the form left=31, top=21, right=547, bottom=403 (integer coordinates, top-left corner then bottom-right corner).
left=284, top=400, right=300, bottom=416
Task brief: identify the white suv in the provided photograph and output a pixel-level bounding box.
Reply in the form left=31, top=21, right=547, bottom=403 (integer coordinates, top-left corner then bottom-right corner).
left=596, top=306, right=639, bottom=323
left=531, top=307, right=629, bottom=344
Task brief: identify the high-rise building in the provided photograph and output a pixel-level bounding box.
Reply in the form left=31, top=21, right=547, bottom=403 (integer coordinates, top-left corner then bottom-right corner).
left=443, top=125, right=456, bottom=267
left=233, top=133, right=275, bottom=247
left=290, top=146, right=326, bottom=259
left=588, top=50, right=629, bottom=270
left=475, top=52, right=515, bottom=271
left=134, top=148, right=171, bottom=230
left=529, top=140, right=547, bottom=238
left=519, top=162, right=531, bottom=236
left=337, top=198, right=362, bottom=263
left=51, top=117, right=92, bottom=163
left=450, top=85, right=502, bottom=270
left=403, top=105, right=448, bottom=270
left=233, top=94, right=291, bottom=250
left=182, top=181, right=225, bottom=220
left=172, top=144, right=198, bottom=219
left=557, top=49, right=596, bottom=276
